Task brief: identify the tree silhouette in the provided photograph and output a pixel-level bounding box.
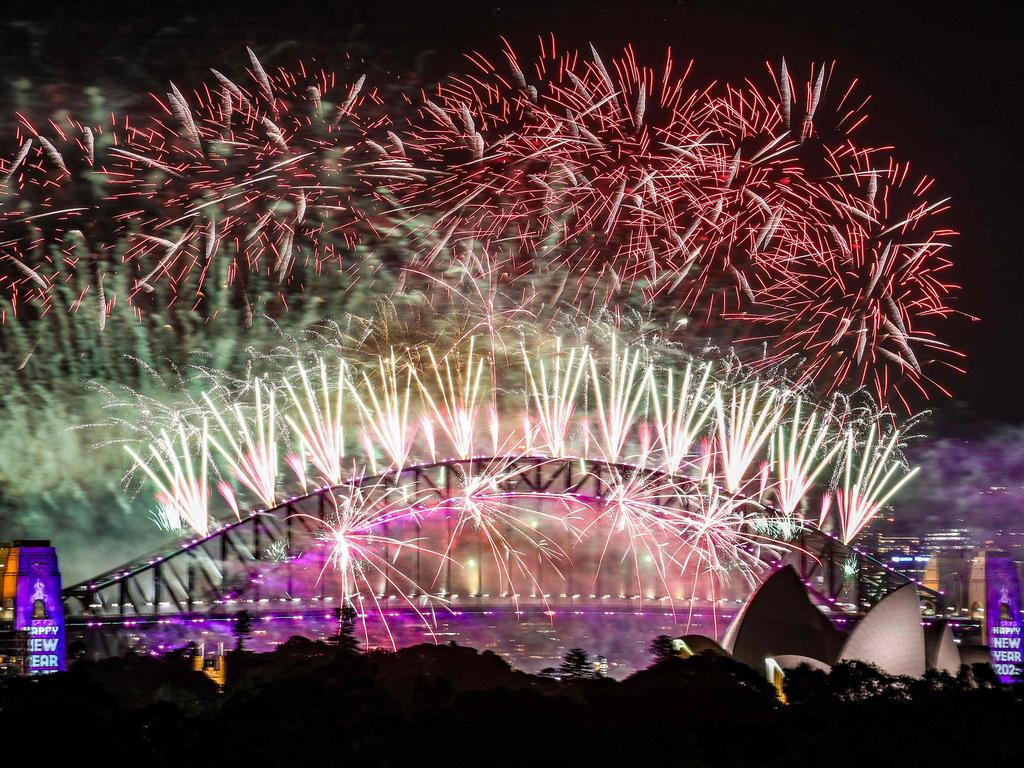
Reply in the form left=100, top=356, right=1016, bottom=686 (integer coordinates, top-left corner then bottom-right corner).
left=559, top=648, right=594, bottom=680
left=233, top=610, right=254, bottom=651
left=971, top=661, right=1001, bottom=689
left=331, top=602, right=361, bottom=654
left=649, top=635, right=677, bottom=663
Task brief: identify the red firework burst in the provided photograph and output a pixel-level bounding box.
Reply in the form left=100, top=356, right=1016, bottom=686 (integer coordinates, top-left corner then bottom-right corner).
left=1, top=51, right=407, bottom=317
left=103, top=52, right=400, bottom=304
left=748, top=155, right=960, bottom=408
left=0, top=41, right=962, bottom=408
left=0, top=114, right=102, bottom=311
left=385, top=38, right=719, bottom=293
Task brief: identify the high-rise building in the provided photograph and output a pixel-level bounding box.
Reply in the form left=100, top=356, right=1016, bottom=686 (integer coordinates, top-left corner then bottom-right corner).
left=876, top=534, right=922, bottom=557
left=886, top=554, right=931, bottom=582
left=987, top=530, right=1024, bottom=560
left=872, top=534, right=929, bottom=581
left=922, top=528, right=974, bottom=554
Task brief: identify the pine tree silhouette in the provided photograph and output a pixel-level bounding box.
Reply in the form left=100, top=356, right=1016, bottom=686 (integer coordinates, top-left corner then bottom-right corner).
left=331, top=602, right=361, bottom=654
left=649, top=634, right=677, bottom=662
left=559, top=648, right=593, bottom=679
left=233, top=610, right=254, bottom=651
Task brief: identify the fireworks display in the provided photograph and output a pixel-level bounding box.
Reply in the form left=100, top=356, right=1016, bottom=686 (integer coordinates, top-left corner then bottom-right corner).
left=122, top=336, right=917, bottom=636
left=1, top=40, right=959, bottom=405
left=0, top=37, right=953, bottom=644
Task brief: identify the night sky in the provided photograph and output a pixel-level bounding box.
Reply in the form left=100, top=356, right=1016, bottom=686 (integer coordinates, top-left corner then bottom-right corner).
left=6, top=0, right=1020, bottom=427
left=0, top=0, right=1020, bottom=573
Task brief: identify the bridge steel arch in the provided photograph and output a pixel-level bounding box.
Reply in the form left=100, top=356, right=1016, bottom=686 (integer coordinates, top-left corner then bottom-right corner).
left=62, top=456, right=941, bottom=639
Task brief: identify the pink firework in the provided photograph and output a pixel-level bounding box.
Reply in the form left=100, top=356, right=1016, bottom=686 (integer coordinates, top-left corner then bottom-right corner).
left=298, top=480, right=451, bottom=649
left=750, top=155, right=959, bottom=408
left=0, top=114, right=103, bottom=312
left=102, top=53, right=396, bottom=305
left=387, top=39, right=712, bottom=291
left=0, top=42, right=962, bottom=407
left=1, top=52, right=409, bottom=316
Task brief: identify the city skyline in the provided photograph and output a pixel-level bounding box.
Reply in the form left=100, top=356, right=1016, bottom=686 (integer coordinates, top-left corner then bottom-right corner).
left=1, top=1, right=1022, bottom=730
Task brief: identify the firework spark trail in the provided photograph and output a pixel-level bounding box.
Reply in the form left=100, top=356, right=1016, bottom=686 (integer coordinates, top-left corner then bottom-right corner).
left=834, top=423, right=919, bottom=543
left=588, top=336, right=648, bottom=464
left=522, top=338, right=588, bottom=457
left=295, top=480, right=451, bottom=649
left=392, top=39, right=716, bottom=292
left=122, top=343, right=919, bottom=548
left=204, top=379, right=279, bottom=508
left=383, top=44, right=959, bottom=405
left=402, top=250, right=541, bottom=386
left=745, top=154, right=959, bottom=406
left=349, top=350, right=416, bottom=470
left=713, top=383, right=783, bottom=493
left=119, top=337, right=921, bottom=638
left=216, top=479, right=242, bottom=520
left=578, top=459, right=694, bottom=609
left=283, top=357, right=347, bottom=485
left=1, top=54, right=401, bottom=314
left=109, top=61, right=385, bottom=288
left=125, top=421, right=210, bottom=535
left=0, top=44, right=960, bottom=406
left=675, top=64, right=842, bottom=315
left=771, top=396, right=843, bottom=517
left=648, top=360, right=713, bottom=474
left=672, top=478, right=784, bottom=635
left=427, top=455, right=575, bottom=609
left=525, top=45, right=709, bottom=284
left=413, top=338, right=487, bottom=460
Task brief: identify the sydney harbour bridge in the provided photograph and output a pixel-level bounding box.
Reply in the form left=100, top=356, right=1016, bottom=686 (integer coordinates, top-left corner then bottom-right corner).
left=61, top=455, right=940, bottom=672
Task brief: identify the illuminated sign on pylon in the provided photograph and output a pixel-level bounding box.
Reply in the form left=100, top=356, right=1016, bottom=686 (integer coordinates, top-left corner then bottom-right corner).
left=986, top=554, right=1022, bottom=684
left=10, top=543, right=66, bottom=674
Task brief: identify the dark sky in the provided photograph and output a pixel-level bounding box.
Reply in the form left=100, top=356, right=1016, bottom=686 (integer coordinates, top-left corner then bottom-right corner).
left=5, top=0, right=1022, bottom=425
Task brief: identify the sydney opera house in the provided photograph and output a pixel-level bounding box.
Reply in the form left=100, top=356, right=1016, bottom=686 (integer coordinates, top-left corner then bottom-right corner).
left=688, top=565, right=990, bottom=681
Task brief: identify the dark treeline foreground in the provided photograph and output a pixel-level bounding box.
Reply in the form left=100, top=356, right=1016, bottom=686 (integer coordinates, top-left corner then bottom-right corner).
left=1, top=636, right=1021, bottom=766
